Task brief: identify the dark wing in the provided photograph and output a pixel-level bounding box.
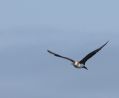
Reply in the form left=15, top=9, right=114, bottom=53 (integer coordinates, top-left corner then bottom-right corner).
left=79, top=41, right=109, bottom=65
left=47, top=50, right=74, bottom=63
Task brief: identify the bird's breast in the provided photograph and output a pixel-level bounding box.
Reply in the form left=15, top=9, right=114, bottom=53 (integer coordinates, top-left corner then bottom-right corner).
left=74, top=61, right=79, bottom=65
left=73, top=61, right=80, bottom=68
left=73, top=61, right=84, bottom=68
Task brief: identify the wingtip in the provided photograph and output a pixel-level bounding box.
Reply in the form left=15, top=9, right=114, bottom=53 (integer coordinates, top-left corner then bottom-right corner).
left=47, top=49, right=50, bottom=53
left=100, top=41, right=109, bottom=49
left=106, top=40, right=109, bottom=44
left=47, top=49, right=53, bottom=54
left=103, top=40, right=109, bottom=45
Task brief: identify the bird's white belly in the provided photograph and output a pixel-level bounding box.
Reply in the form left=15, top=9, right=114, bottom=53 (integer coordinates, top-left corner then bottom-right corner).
left=73, top=62, right=84, bottom=68
left=78, top=64, right=84, bottom=68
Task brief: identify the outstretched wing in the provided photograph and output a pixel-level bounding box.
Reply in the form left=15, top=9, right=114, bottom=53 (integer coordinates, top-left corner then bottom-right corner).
left=47, top=50, right=74, bottom=63
left=79, top=41, right=109, bottom=65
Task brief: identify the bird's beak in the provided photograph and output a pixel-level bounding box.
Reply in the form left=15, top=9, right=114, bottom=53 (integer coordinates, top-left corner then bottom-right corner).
left=83, top=66, right=88, bottom=70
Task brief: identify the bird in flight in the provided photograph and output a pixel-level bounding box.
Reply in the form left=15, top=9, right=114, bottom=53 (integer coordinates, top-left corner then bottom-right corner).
left=47, top=41, right=109, bottom=70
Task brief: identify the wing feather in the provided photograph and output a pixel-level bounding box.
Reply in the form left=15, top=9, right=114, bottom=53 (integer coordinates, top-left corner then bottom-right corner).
left=47, top=50, right=74, bottom=63
left=79, top=41, right=109, bottom=64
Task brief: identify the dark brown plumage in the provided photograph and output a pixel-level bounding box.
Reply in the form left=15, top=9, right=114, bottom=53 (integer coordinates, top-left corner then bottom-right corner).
left=47, top=41, right=109, bottom=70
left=47, top=50, right=74, bottom=62
left=79, top=41, right=109, bottom=65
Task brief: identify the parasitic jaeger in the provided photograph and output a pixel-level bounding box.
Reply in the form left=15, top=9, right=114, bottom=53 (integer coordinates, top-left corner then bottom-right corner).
left=47, top=41, right=109, bottom=70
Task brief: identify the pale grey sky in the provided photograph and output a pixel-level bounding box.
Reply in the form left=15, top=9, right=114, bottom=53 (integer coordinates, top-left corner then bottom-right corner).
left=0, top=0, right=119, bottom=98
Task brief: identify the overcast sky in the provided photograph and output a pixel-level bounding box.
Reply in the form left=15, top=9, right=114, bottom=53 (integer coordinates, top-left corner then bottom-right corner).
left=0, top=0, right=119, bottom=98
